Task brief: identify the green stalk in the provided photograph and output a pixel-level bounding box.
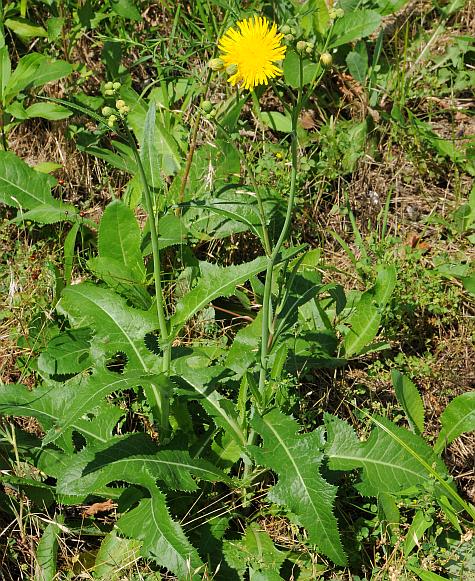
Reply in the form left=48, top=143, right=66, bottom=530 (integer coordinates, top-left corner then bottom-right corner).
left=123, top=123, right=171, bottom=435
left=258, top=57, right=303, bottom=398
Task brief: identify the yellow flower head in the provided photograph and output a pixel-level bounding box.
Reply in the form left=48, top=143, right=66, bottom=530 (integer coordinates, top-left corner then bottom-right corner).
left=218, top=16, right=287, bottom=91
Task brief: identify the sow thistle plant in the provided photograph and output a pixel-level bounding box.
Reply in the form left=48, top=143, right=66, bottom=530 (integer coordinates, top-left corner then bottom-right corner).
left=0, top=9, right=474, bottom=581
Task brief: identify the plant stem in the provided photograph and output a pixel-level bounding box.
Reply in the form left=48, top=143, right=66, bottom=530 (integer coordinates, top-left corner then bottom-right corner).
left=123, top=122, right=171, bottom=435
left=258, top=58, right=303, bottom=399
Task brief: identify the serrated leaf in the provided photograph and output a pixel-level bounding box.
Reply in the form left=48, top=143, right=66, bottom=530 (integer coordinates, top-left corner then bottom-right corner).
left=434, top=392, right=475, bottom=454
left=324, top=414, right=450, bottom=498
left=56, top=433, right=230, bottom=497
left=42, top=370, right=163, bottom=446
left=97, top=199, right=145, bottom=282
left=328, top=10, right=382, bottom=48
left=117, top=491, right=204, bottom=579
left=391, top=370, right=425, bottom=434
left=178, top=366, right=246, bottom=447
left=0, top=383, right=123, bottom=451
left=224, top=523, right=286, bottom=579
left=171, top=256, right=269, bottom=336
left=0, top=151, right=76, bottom=219
left=87, top=257, right=151, bottom=309
left=38, top=328, right=92, bottom=376
left=58, top=283, right=159, bottom=371
left=249, top=409, right=346, bottom=565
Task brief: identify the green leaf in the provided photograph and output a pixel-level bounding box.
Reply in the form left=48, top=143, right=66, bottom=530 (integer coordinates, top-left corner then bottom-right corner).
left=324, top=414, right=465, bottom=511
left=343, top=292, right=381, bottom=358
left=346, top=51, right=368, bottom=84
left=4, top=54, right=72, bottom=104
left=38, top=328, right=92, bottom=376
left=35, top=519, right=61, bottom=581
left=0, top=383, right=123, bottom=451
left=58, top=283, right=159, bottom=371
left=110, top=0, right=141, bottom=20
left=260, top=111, right=292, bottom=133
left=117, top=491, right=204, bottom=579
left=223, top=523, right=286, bottom=579
left=56, top=433, right=231, bottom=498
left=249, top=409, right=346, bottom=565
left=4, top=18, right=47, bottom=40
left=283, top=50, right=318, bottom=88
left=87, top=257, right=151, bottom=309
left=328, top=11, right=382, bottom=48
left=123, top=87, right=181, bottom=177
left=0, top=151, right=77, bottom=220
left=0, top=45, right=11, bottom=103
left=10, top=204, right=77, bottom=224
left=141, top=101, right=163, bottom=197
left=98, top=200, right=145, bottom=282
left=434, top=392, right=475, bottom=454
left=25, top=102, right=72, bottom=120
left=373, top=263, right=397, bottom=307
left=94, top=531, right=141, bottom=581
left=171, top=256, right=269, bottom=336
left=391, top=370, right=425, bottom=435
left=403, top=510, right=434, bottom=557
left=42, top=370, right=163, bottom=446
left=178, top=367, right=246, bottom=447
left=375, top=0, right=409, bottom=15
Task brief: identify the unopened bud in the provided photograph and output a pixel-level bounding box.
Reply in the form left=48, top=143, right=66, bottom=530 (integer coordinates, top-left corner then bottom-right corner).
left=104, top=89, right=114, bottom=96
left=115, top=99, right=126, bottom=109
left=104, top=81, right=114, bottom=90
left=280, top=25, right=291, bottom=35
left=284, top=34, right=294, bottom=43
left=208, top=58, right=224, bottom=71
left=296, top=40, right=307, bottom=54
left=226, top=63, right=238, bottom=76
left=201, top=100, right=214, bottom=114
left=102, top=106, right=114, bottom=116
left=320, top=52, right=333, bottom=67
left=107, top=114, right=117, bottom=128
left=112, top=82, right=121, bottom=90
left=334, top=8, right=344, bottom=18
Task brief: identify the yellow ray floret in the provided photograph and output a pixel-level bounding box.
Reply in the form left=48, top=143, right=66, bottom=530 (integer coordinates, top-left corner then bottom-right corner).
left=218, top=16, right=287, bottom=90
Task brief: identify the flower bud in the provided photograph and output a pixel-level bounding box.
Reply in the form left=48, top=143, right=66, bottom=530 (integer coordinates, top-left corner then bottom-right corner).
left=107, top=114, right=117, bottom=128
left=319, top=52, right=333, bottom=67
left=104, top=81, right=114, bottom=90
left=208, top=58, right=224, bottom=71
left=284, top=34, right=294, bottom=43
left=201, top=100, right=214, bottom=114
left=119, top=105, right=129, bottom=115
left=305, top=41, right=314, bottom=54
left=280, top=24, right=291, bottom=35
left=296, top=40, right=307, bottom=54
left=115, top=99, right=126, bottom=109
left=226, top=63, right=238, bottom=75
left=104, top=89, right=115, bottom=96
left=102, top=106, right=114, bottom=116
left=334, top=8, right=344, bottom=18
left=112, top=81, right=121, bottom=90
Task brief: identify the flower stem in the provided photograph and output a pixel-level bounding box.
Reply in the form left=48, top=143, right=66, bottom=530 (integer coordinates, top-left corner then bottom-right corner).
left=258, top=57, right=303, bottom=399
left=123, top=122, right=171, bottom=436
